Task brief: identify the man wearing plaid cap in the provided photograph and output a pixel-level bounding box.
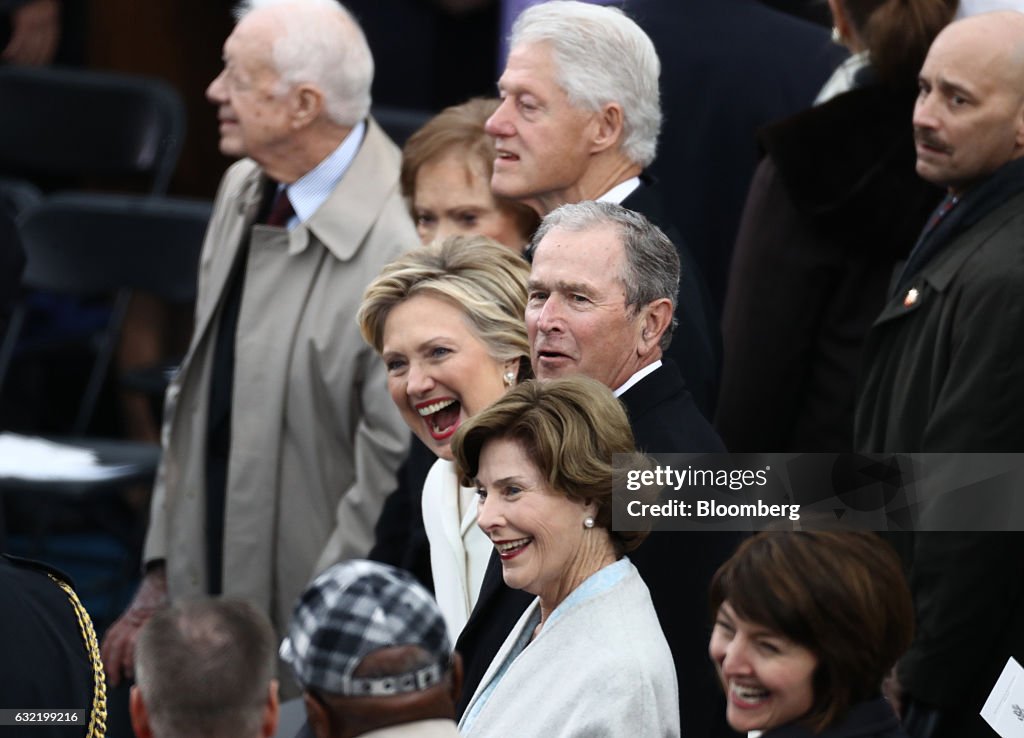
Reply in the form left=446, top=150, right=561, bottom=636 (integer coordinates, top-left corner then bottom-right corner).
left=282, top=560, right=463, bottom=738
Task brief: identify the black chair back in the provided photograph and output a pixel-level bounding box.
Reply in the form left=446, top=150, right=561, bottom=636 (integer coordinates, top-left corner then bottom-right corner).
left=0, top=66, right=186, bottom=195
left=18, top=193, right=209, bottom=300
left=0, top=193, right=211, bottom=434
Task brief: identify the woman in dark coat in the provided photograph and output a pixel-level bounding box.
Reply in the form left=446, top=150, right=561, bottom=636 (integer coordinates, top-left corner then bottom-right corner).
left=716, top=0, right=957, bottom=452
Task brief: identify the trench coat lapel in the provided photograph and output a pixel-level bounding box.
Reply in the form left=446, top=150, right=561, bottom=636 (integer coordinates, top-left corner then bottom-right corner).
left=190, top=169, right=265, bottom=353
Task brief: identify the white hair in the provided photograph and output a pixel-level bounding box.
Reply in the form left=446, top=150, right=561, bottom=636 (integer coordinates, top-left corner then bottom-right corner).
left=234, top=0, right=373, bottom=126
left=510, top=0, right=661, bottom=167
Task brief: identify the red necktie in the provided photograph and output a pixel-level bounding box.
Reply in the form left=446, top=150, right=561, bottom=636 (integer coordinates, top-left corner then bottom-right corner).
left=265, top=187, right=294, bottom=227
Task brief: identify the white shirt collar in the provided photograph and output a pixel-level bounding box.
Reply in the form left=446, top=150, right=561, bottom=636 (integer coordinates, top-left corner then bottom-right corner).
left=814, top=51, right=870, bottom=105
left=281, top=119, right=367, bottom=228
left=597, top=176, right=641, bottom=205
left=613, top=359, right=662, bottom=397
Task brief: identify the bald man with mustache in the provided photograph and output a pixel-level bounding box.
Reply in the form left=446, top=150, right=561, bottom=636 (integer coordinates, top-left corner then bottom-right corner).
left=856, top=12, right=1024, bottom=738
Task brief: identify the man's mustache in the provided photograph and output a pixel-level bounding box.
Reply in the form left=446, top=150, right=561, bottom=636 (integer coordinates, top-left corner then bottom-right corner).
left=914, top=129, right=952, bottom=153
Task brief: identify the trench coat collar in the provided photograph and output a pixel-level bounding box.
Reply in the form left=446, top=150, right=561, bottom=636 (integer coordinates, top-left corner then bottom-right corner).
left=229, top=117, right=398, bottom=262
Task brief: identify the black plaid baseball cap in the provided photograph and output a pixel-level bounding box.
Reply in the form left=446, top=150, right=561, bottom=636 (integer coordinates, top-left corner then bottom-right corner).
left=280, top=560, right=452, bottom=697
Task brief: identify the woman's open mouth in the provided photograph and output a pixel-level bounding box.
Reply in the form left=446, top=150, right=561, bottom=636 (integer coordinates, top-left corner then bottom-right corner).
left=416, top=397, right=462, bottom=441
left=494, top=537, right=532, bottom=560
left=729, top=681, right=771, bottom=708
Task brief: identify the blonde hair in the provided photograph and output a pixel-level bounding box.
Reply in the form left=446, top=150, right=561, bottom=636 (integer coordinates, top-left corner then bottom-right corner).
left=358, top=236, right=532, bottom=379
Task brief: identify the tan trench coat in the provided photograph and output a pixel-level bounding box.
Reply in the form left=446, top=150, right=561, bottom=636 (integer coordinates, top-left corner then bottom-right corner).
left=143, top=119, right=415, bottom=636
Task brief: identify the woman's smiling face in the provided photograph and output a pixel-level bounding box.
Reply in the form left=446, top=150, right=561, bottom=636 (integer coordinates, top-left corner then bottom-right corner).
left=381, top=293, right=511, bottom=460
left=474, top=437, right=601, bottom=611
left=709, top=601, right=818, bottom=733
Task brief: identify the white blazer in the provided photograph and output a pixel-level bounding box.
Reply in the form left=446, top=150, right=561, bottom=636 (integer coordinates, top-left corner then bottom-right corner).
left=420, top=459, right=491, bottom=642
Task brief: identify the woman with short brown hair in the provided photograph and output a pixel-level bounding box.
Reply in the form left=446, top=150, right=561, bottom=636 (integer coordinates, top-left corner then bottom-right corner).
left=401, top=98, right=538, bottom=251
left=453, top=376, right=677, bottom=738
left=709, top=531, right=914, bottom=736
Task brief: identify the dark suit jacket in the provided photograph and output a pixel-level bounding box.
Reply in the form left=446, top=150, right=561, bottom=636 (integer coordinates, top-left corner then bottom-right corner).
left=717, top=82, right=942, bottom=453
left=368, top=435, right=436, bottom=591
left=626, top=0, right=846, bottom=310
left=455, top=362, right=741, bottom=738
left=0, top=555, right=98, bottom=738
left=762, top=697, right=906, bottom=738
left=342, top=0, right=498, bottom=110
left=622, top=179, right=721, bottom=419
left=855, top=168, right=1024, bottom=738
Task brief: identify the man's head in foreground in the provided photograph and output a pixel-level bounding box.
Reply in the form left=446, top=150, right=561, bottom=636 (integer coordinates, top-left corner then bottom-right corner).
left=131, top=598, right=279, bottom=738
left=282, top=560, right=462, bottom=738
left=526, top=200, right=679, bottom=390
left=914, top=10, right=1024, bottom=194
left=485, top=0, right=661, bottom=215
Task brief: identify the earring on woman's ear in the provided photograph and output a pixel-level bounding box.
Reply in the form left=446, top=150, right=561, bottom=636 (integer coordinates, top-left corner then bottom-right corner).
left=583, top=517, right=595, bottom=529
left=831, top=25, right=842, bottom=44
left=503, top=370, right=516, bottom=388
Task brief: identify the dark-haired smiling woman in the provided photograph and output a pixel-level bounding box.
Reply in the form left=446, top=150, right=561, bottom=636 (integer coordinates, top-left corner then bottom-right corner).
left=709, top=532, right=913, bottom=737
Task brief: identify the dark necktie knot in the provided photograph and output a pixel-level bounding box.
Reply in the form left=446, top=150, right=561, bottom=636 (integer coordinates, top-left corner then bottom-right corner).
left=265, top=187, right=294, bottom=227
left=922, top=192, right=959, bottom=238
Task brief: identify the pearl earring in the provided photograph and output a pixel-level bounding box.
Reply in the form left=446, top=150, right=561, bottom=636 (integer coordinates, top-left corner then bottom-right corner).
left=584, top=517, right=595, bottom=529
left=503, top=370, right=516, bottom=387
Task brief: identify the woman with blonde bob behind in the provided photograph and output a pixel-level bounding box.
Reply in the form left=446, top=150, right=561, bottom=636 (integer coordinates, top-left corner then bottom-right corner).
left=358, top=235, right=531, bottom=642
left=453, top=376, right=679, bottom=738
left=709, top=531, right=914, bottom=737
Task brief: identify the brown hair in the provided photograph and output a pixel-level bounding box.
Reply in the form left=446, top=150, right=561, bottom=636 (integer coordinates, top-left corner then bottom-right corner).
left=841, top=0, right=957, bottom=86
left=452, top=376, right=648, bottom=556
left=400, top=97, right=539, bottom=242
left=709, top=531, right=913, bottom=732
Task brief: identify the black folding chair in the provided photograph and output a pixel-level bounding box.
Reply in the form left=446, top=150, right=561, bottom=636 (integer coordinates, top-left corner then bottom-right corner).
left=0, top=65, right=185, bottom=195
left=0, top=194, right=208, bottom=627
left=0, top=66, right=191, bottom=427
left=0, top=192, right=210, bottom=437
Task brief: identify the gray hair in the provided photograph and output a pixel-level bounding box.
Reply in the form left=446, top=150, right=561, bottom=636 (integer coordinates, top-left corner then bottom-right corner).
left=511, top=0, right=661, bottom=167
left=134, top=598, right=277, bottom=738
left=235, top=0, right=373, bottom=126
left=530, top=201, right=679, bottom=349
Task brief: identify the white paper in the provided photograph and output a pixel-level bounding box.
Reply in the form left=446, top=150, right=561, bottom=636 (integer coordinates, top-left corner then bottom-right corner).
left=0, top=433, right=133, bottom=481
left=981, top=656, right=1024, bottom=737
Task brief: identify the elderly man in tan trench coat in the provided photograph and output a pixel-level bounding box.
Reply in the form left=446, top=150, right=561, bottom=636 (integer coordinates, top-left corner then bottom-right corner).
left=101, top=0, right=415, bottom=690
